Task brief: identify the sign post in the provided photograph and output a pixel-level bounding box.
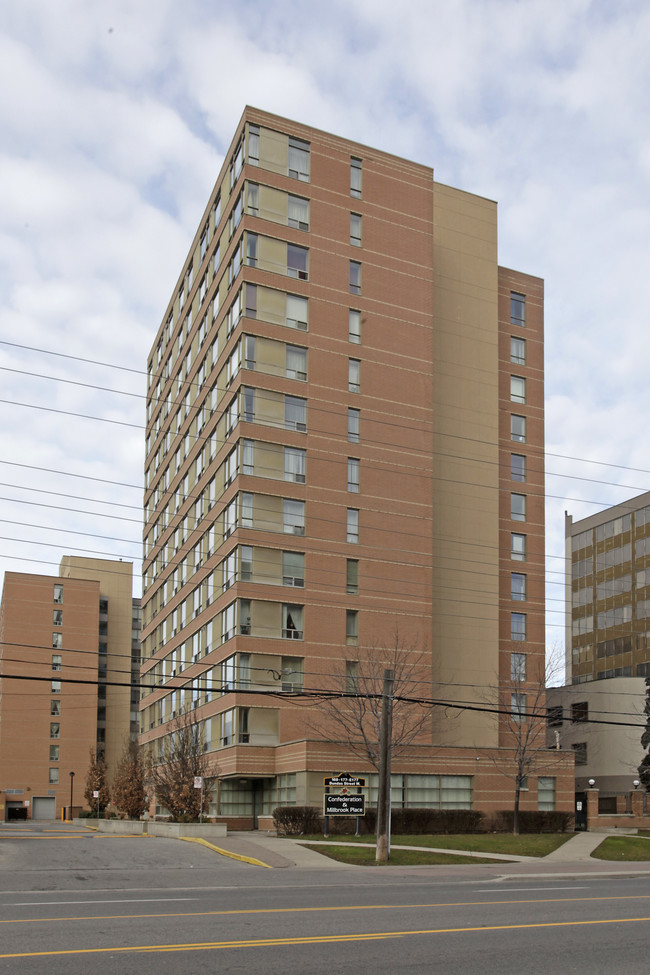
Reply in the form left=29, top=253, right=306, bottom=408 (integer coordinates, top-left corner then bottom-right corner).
left=194, top=776, right=204, bottom=823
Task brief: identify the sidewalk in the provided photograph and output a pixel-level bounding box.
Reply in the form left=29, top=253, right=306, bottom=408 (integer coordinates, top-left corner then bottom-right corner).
left=217, top=829, right=650, bottom=877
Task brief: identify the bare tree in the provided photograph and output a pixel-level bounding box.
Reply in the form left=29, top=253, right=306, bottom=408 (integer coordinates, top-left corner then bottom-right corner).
left=492, top=654, right=568, bottom=835
left=638, top=677, right=650, bottom=791
left=84, top=746, right=110, bottom=815
left=112, top=739, right=148, bottom=820
left=312, top=632, right=430, bottom=771
left=147, top=712, right=214, bottom=822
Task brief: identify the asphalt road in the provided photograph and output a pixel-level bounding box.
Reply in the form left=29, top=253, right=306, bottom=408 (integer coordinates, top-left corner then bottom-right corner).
left=1, top=821, right=650, bottom=974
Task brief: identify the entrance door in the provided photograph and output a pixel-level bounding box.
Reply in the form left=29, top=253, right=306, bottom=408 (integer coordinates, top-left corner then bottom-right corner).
left=575, top=792, right=587, bottom=830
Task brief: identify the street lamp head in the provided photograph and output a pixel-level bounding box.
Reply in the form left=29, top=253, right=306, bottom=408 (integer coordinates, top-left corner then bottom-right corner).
left=588, top=778, right=596, bottom=788
left=634, top=779, right=640, bottom=790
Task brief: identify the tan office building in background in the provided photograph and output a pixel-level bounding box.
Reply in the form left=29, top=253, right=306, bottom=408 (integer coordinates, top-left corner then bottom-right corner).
left=140, top=108, right=573, bottom=825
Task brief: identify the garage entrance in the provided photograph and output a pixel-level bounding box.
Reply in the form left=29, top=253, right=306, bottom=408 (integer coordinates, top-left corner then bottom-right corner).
left=32, top=797, right=56, bottom=820
left=5, top=801, right=28, bottom=822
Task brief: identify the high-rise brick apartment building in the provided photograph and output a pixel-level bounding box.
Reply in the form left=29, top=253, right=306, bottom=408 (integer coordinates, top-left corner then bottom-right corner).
left=140, top=108, right=573, bottom=824
left=0, top=558, right=140, bottom=820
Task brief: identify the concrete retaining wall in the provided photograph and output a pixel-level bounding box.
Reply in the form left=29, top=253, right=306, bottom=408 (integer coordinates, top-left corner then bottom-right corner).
left=73, top=818, right=227, bottom=838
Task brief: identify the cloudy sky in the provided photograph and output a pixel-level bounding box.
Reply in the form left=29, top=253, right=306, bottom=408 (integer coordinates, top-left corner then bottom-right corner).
left=2, top=0, right=650, bottom=664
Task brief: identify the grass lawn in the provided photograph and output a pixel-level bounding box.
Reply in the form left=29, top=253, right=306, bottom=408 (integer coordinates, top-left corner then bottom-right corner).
left=300, top=833, right=572, bottom=857
left=591, top=835, right=650, bottom=861
left=302, top=844, right=501, bottom=866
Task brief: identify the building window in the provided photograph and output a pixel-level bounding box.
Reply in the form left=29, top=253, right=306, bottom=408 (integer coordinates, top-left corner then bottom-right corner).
left=348, top=358, right=360, bottom=393
left=346, top=609, right=359, bottom=645
left=571, top=701, right=588, bottom=723
left=546, top=706, right=563, bottom=726
left=286, top=294, right=308, bottom=330
left=49, top=745, right=59, bottom=762
left=53, top=584, right=63, bottom=604
left=511, top=493, right=527, bottom=522
left=247, top=182, right=259, bottom=216
left=288, top=136, right=310, bottom=181
left=346, top=559, right=359, bottom=594
left=246, top=283, right=257, bottom=319
left=349, top=309, right=361, bottom=344
left=572, top=743, right=588, bottom=766
left=52, top=632, right=62, bottom=649
left=346, top=659, right=359, bottom=694
left=511, top=533, right=526, bottom=561
left=282, top=551, right=305, bottom=588
left=51, top=680, right=61, bottom=693
left=285, top=396, right=307, bottom=432
left=283, top=498, right=305, bottom=535
left=347, top=508, right=359, bottom=544
left=510, top=336, right=526, bottom=364
left=511, top=572, right=526, bottom=601
left=347, top=457, right=360, bottom=492
left=248, top=124, right=259, bottom=165
left=49, top=768, right=59, bottom=784
left=284, top=447, right=306, bottom=483
left=53, top=609, right=63, bottom=626
left=50, top=723, right=60, bottom=739
left=286, top=345, right=307, bottom=380
left=348, top=407, right=360, bottom=443
left=282, top=604, right=304, bottom=639
left=350, top=213, right=362, bottom=246
left=538, top=776, right=556, bottom=811
left=349, top=260, right=361, bottom=294
left=50, top=700, right=61, bottom=716
left=510, top=415, right=526, bottom=443
left=510, top=376, right=526, bottom=404
left=287, top=244, right=309, bottom=280
left=511, top=652, right=526, bottom=681
left=511, top=454, right=526, bottom=482
left=350, top=157, right=362, bottom=198
left=511, top=291, right=526, bottom=327
left=511, top=693, right=527, bottom=723
left=288, top=195, right=309, bottom=230
left=281, top=656, right=304, bottom=692
left=511, top=613, right=526, bottom=641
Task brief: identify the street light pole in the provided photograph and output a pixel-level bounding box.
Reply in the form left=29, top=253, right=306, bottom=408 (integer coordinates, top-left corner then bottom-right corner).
left=69, top=771, right=75, bottom=821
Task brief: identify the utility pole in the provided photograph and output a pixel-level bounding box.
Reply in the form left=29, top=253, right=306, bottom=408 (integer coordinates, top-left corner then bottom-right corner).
left=375, top=668, right=394, bottom=863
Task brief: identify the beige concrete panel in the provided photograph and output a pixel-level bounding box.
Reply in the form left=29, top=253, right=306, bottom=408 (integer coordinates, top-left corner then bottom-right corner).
left=432, top=184, right=500, bottom=749
left=252, top=599, right=281, bottom=636
left=250, top=707, right=280, bottom=741
left=257, top=235, right=287, bottom=276
left=253, top=546, right=282, bottom=585
left=258, top=185, right=288, bottom=225
left=255, top=441, right=283, bottom=479
left=259, top=126, right=288, bottom=176
left=258, top=388, right=284, bottom=428
left=254, top=493, right=283, bottom=532
left=257, top=285, right=286, bottom=326
left=256, top=336, right=285, bottom=377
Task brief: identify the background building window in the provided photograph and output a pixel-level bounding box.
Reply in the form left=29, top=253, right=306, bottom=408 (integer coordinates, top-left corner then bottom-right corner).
left=511, top=692, right=527, bottom=723
left=511, top=415, right=526, bottom=443
left=347, top=457, right=360, bottom=492
left=511, top=533, right=526, bottom=561
left=511, top=613, right=526, bottom=641
left=53, top=584, right=63, bottom=603
left=538, top=777, right=556, bottom=810
left=511, top=454, right=526, bottom=482
left=350, top=213, right=362, bottom=246
left=350, top=157, right=362, bottom=198
left=349, top=260, right=361, bottom=294
left=346, top=609, right=359, bottom=645
left=511, top=291, right=526, bottom=326
left=287, top=244, right=308, bottom=279
left=282, top=551, right=305, bottom=588
left=347, top=508, right=359, bottom=543
left=571, top=701, right=588, bottom=723
left=572, top=743, right=588, bottom=765
left=283, top=499, right=305, bottom=535
left=288, top=195, right=309, bottom=230
left=511, top=572, right=526, bottom=601
left=511, top=652, right=526, bottom=681
left=349, top=309, right=361, bottom=343
left=49, top=768, right=59, bottom=784
left=510, top=376, right=526, bottom=403
left=288, top=137, right=310, bottom=181
left=346, top=659, right=359, bottom=694
left=348, top=359, right=360, bottom=392
left=510, top=336, right=526, bottom=364
left=511, top=493, right=527, bottom=522
left=348, top=407, right=360, bottom=442
left=346, top=559, right=359, bottom=594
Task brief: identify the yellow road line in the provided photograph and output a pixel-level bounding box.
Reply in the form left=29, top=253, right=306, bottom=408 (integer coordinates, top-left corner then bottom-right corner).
left=2, top=893, right=650, bottom=926
left=2, top=916, right=650, bottom=958
left=179, top=836, right=272, bottom=868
